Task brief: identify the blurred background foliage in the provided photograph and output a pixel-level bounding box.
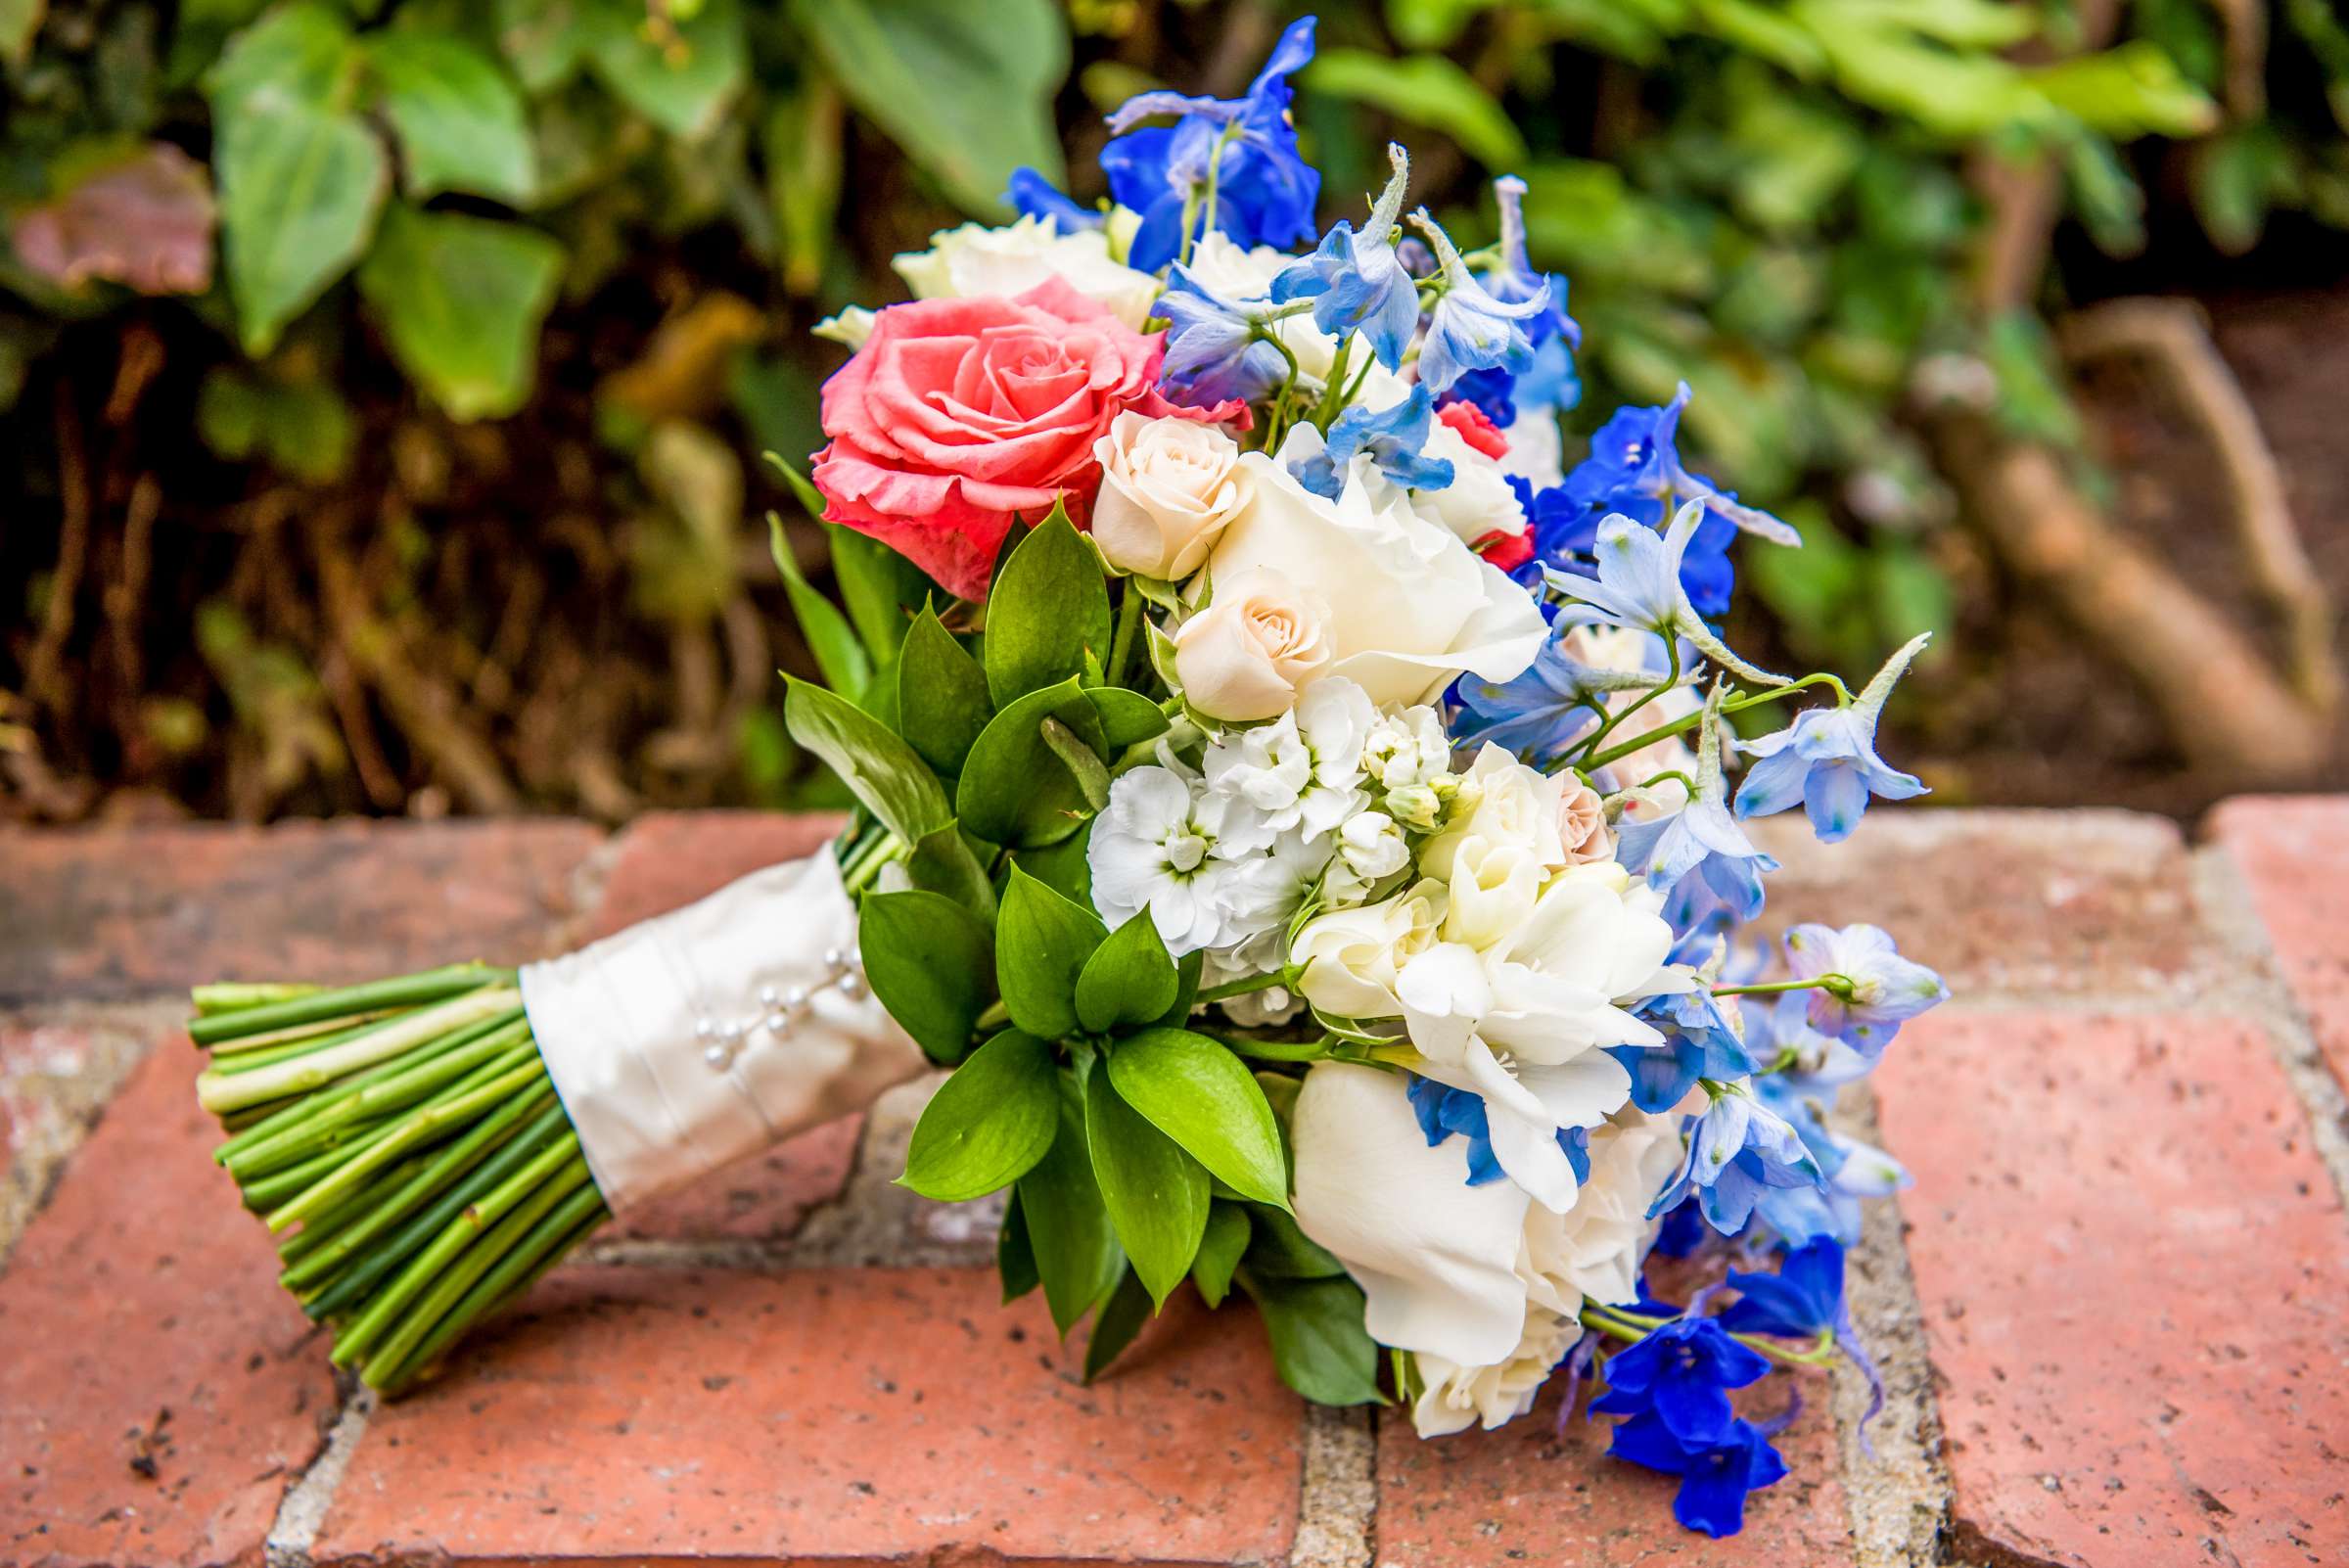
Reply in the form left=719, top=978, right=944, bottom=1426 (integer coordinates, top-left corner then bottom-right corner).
left=4, top=0, right=2345, bottom=825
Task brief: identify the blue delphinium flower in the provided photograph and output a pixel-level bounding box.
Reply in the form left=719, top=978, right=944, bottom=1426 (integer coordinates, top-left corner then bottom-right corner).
left=1614, top=684, right=1781, bottom=923
left=1737, top=633, right=1931, bottom=842
left=1558, top=382, right=1802, bottom=549
left=1098, top=17, right=1321, bottom=271
left=1607, top=1412, right=1789, bottom=1538
left=1406, top=1076, right=1590, bottom=1188
left=1651, top=1086, right=1823, bottom=1235
left=1003, top=167, right=1103, bottom=233
left=1292, top=385, right=1454, bottom=499
left=1152, top=265, right=1288, bottom=406
left=1270, top=144, right=1420, bottom=371
left=1449, top=623, right=1663, bottom=764
left=1720, top=1238, right=1888, bottom=1435
left=1408, top=208, right=1548, bottom=395
left=1781, top=923, right=1948, bottom=1056
left=1547, top=501, right=1709, bottom=637
left=1590, top=1316, right=1771, bottom=1445
left=1441, top=366, right=1518, bottom=428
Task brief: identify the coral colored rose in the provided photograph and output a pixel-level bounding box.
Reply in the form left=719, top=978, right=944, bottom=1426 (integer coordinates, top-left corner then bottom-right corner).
left=811, top=277, right=1239, bottom=600
left=1437, top=400, right=1509, bottom=460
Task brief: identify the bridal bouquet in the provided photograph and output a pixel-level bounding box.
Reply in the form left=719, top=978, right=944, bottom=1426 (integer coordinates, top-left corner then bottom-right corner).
left=185, top=15, right=1947, bottom=1540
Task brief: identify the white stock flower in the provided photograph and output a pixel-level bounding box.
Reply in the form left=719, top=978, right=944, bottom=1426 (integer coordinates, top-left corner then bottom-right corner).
left=1497, top=404, right=1566, bottom=490
left=1361, top=704, right=1451, bottom=791
left=1337, top=809, right=1409, bottom=882
left=1407, top=417, right=1528, bottom=548
left=894, top=215, right=1160, bottom=330
left=1412, top=1307, right=1579, bottom=1437
left=1202, top=677, right=1374, bottom=853
left=1091, top=413, right=1251, bottom=579
left=1201, top=930, right=1302, bottom=1027
left=1087, top=765, right=1248, bottom=955
left=1205, top=425, right=1546, bottom=709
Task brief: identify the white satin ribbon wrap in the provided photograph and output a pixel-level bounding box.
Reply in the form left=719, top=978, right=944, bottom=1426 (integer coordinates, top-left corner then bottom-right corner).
left=518, top=847, right=925, bottom=1212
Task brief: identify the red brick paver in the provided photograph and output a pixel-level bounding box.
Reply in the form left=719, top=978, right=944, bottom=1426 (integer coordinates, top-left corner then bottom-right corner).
left=2211, top=795, right=2349, bottom=1090
left=0, top=1044, right=337, bottom=1568
left=1376, top=1378, right=1852, bottom=1567
left=1876, top=1011, right=2349, bottom=1567
left=317, top=1268, right=1303, bottom=1565
left=0, top=819, right=602, bottom=1002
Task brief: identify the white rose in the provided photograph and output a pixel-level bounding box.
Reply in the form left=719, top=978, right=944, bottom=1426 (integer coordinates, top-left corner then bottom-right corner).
left=1292, top=880, right=1447, bottom=1020
left=1187, top=234, right=1414, bottom=411
left=1497, top=404, right=1565, bottom=490
left=1409, top=418, right=1528, bottom=547
left=1412, top=1307, right=1580, bottom=1437
left=894, top=215, right=1160, bottom=330
left=1420, top=745, right=1567, bottom=880
left=1092, top=413, right=1251, bottom=579
left=1205, top=425, right=1547, bottom=709
left=1173, top=568, right=1334, bottom=722
left=1522, top=1103, right=1688, bottom=1320
left=1290, top=1062, right=1535, bottom=1367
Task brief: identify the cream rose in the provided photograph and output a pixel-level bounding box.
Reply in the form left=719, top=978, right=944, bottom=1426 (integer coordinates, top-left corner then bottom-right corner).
left=1090, top=413, right=1250, bottom=579
left=1173, top=568, right=1333, bottom=721
left=1558, top=779, right=1614, bottom=864
left=1203, top=425, right=1547, bottom=710
left=893, top=215, right=1161, bottom=331
left=1292, top=880, right=1447, bottom=1020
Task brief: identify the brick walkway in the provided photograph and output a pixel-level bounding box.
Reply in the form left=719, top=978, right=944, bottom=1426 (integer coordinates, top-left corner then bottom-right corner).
left=3, top=804, right=2345, bottom=1567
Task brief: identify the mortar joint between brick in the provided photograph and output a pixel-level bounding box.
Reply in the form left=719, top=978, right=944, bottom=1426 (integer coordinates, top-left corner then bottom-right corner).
left=265, top=1384, right=373, bottom=1568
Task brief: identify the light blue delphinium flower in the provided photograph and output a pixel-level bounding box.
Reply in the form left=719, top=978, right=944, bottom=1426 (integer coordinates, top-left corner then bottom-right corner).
left=1781, top=922, right=1948, bottom=1057
left=1614, top=683, right=1781, bottom=923
left=1407, top=207, right=1548, bottom=395
left=1291, top=384, right=1454, bottom=499
left=1270, top=143, right=1421, bottom=371
left=1735, top=633, right=1931, bottom=842
left=1613, top=983, right=1761, bottom=1114
left=1098, top=17, right=1321, bottom=271
left=1651, top=1084, right=1823, bottom=1235
left=1153, top=265, right=1289, bottom=406
left=1545, top=497, right=1793, bottom=691
left=1481, top=174, right=1581, bottom=352
left=1449, top=624, right=1666, bottom=765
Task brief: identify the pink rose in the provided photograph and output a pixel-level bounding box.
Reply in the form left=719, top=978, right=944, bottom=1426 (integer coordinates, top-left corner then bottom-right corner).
left=812, top=277, right=1239, bottom=601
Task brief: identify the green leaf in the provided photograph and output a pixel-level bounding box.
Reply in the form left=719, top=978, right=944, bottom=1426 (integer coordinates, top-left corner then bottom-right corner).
left=1039, top=717, right=1111, bottom=815
left=764, top=78, right=844, bottom=296
left=1191, top=1201, right=1250, bottom=1309
left=793, top=0, right=1069, bottom=218
left=1085, top=686, right=1171, bottom=750
left=858, top=889, right=992, bottom=1064
left=1241, top=1270, right=1386, bottom=1407
left=493, top=0, right=588, bottom=93
left=898, top=1029, right=1056, bottom=1201
left=904, top=820, right=996, bottom=921
left=956, top=676, right=1111, bottom=848
left=953, top=675, right=1108, bottom=845
left=1007, top=824, right=1092, bottom=906
left=1018, top=1067, right=1123, bottom=1335
left=1082, top=1266, right=1153, bottom=1382
left=782, top=676, right=952, bottom=845
left=898, top=607, right=992, bottom=777
left=1104, top=1030, right=1290, bottom=1209
left=1305, top=49, right=1527, bottom=170
left=768, top=513, right=872, bottom=699
left=994, top=864, right=1107, bottom=1039
left=208, top=2, right=358, bottom=115
left=1244, top=1204, right=1344, bottom=1279
left=212, top=97, right=387, bottom=355
left=997, top=1187, right=1039, bottom=1302
left=356, top=205, right=562, bottom=421
left=1086, top=1066, right=1208, bottom=1306
left=2, top=0, right=44, bottom=67
left=982, top=509, right=1112, bottom=707
left=584, top=0, right=747, bottom=140
left=1074, top=911, right=1180, bottom=1036
left=366, top=33, right=534, bottom=204
left=831, top=523, right=942, bottom=663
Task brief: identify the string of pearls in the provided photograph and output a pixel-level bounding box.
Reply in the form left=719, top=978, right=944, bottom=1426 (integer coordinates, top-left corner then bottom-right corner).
left=694, top=945, right=866, bottom=1071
